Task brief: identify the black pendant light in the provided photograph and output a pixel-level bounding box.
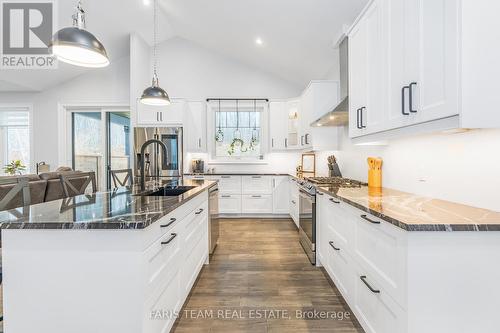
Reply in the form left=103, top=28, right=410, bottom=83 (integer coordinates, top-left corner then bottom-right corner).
left=49, top=0, right=109, bottom=68
left=140, top=0, right=170, bottom=106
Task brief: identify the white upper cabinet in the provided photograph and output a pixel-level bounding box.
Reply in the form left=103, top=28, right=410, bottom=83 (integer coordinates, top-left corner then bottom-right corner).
left=136, top=99, right=185, bottom=126
left=184, top=101, right=207, bottom=152
left=349, top=0, right=497, bottom=140
left=300, top=81, right=340, bottom=150
left=269, top=101, right=287, bottom=151
left=349, top=0, right=388, bottom=138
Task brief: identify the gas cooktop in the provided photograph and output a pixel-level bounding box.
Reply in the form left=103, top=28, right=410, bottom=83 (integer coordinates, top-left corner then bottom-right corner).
left=306, top=177, right=367, bottom=188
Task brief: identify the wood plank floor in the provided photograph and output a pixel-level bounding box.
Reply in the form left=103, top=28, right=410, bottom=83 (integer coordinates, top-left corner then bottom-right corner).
left=173, top=219, right=364, bottom=333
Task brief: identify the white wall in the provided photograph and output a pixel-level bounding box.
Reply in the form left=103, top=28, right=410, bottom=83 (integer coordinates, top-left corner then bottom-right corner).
left=314, top=127, right=500, bottom=212
left=154, top=37, right=302, bottom=100
left=0, top=57, right=130, bottom=170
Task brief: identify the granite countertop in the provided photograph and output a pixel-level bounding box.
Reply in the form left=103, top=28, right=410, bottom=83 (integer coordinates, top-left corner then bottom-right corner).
left=0, top=179, right=217, bottom=230
left=317, top=186, right=500, bottom=232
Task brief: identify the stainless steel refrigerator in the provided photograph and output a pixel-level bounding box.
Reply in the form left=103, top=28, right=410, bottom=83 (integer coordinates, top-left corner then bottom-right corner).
left=133, top=127, right=183, bottom=180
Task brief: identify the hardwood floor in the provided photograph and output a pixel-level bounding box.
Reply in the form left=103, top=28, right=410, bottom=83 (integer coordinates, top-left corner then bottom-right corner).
left=173, top=219, right=364, bottom=333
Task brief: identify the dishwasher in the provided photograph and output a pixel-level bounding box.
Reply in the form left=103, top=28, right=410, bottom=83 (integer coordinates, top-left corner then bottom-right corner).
left=208, top=184, right=219, bottom=254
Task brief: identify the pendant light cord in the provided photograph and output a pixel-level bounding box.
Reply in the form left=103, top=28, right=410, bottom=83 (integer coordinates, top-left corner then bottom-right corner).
left=153, top=0, right=159, bottom=83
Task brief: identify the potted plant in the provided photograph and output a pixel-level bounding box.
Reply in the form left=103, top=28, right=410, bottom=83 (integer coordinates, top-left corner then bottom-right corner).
left=3, top=160, right=27, bottom=175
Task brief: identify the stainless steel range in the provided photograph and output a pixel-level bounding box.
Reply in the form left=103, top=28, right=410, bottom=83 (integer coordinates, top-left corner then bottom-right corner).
left=298, top=177, right=366, bottom=265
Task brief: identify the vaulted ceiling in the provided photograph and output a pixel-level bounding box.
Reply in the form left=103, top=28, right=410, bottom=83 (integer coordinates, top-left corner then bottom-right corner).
left=0, top=0, right=367, bottom=92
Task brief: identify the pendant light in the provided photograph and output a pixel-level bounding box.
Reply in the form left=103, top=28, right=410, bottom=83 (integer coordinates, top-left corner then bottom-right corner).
left=49, top=0, right=109, bottom=68
left=140, top=0, right=170, bottom=106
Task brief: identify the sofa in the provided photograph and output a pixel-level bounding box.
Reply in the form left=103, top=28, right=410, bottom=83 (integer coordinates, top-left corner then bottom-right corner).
left=0, top=168, right=84, bottom=211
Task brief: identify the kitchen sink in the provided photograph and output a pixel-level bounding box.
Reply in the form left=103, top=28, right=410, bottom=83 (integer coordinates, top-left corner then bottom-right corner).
left=143, top=186, right=196, bottom=196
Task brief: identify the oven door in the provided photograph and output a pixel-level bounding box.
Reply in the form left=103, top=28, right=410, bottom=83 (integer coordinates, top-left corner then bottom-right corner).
left=299, top=189, right=316, bottom=264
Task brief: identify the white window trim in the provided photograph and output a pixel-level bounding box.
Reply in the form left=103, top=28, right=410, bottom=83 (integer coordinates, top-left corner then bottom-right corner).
left=206, top=101, right=269, bottom=163
left=0, top=103, right=34, bottom=174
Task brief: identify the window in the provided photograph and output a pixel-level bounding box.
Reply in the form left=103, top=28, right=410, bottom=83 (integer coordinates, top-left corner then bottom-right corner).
left=0, top=107, right=31, bottom=175
left=211, top=100, right=266, bottom=159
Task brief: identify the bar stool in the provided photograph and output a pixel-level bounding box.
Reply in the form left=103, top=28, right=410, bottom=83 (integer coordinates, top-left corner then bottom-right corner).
left=110, top=169, right=133, bottom=188
left=59, top=172, right=97, bottom=197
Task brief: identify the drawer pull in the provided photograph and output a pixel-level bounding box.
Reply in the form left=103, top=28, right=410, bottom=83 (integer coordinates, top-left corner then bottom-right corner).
left=251, top=176, right=262, bottom=179
left=251, top=195, right=262, bottom=198
left=360, top=276, right=380, bottom=294
left=291, top=200, right=296, bottom=204
left=329, top=198, right=340, bottom=204
left=160, top=218, right=176, bottom=228
left=161, top=233, right=177, bottom=245
left=361, top=214, right=381, bottom=224
left=221, top=195, right=231, bottom=198
left=221, top=176, right=231, bottom=179
left=329, top=241, right=340, bottom=251
left=317, top=192, right=324, bottom=196
left=195, top=208, right=204, bottom=215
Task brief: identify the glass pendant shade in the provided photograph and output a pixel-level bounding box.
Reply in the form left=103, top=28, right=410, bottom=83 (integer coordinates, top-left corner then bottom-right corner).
left=49, top=1, right=109, bottom=68
left=49, top=27, right=109, bottom=68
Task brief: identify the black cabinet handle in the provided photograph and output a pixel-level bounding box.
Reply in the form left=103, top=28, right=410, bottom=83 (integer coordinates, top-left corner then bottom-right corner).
left=409, top=82, right=417, bottom=113
left=360, top=107, right=366, bottom=128
left=161, top=233, right=177, bottom=245
left=285, top=138, right=288, bottom=148
left=195, top=208, right=204, bottom=215
left=316, top=192, right=324, bottom=196
left=402, top=86, right=410, bottom=115
left=329, top=198, right=340, bottom=204
left=221, top=195, right=231, bottom=198
left=251, top=176, right=262, bottom=179
left=291, top=200, right=296, bottom=204
left=160, top=217, right=176, bottom=228
left=360, top=276, right=380, bottom=293
left=221, top=176, right=231, bottom=179
left=271, top=138, right=274, bottom=148
left=329, top=241, right=340, bottom=251
left=361, top=214, right=381, bottom=224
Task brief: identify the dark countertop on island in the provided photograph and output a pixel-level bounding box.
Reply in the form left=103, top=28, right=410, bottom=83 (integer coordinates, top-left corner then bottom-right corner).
left=185, top=173, right=292, bottom=176
left=0, top=179, right=217, bottom=230
left=317, top=186, right=500, bottom=232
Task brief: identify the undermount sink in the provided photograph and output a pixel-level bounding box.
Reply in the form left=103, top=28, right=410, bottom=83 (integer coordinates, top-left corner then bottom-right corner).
left=144, top=186, right=196, bottom=197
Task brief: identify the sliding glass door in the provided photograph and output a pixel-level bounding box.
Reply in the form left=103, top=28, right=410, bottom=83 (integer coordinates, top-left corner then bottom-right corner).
left=70, top=109, right=130, bottom=190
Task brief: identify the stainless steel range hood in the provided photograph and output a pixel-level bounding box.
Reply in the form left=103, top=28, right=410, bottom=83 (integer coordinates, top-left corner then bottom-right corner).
left=311, top=37, right=349, bottom=127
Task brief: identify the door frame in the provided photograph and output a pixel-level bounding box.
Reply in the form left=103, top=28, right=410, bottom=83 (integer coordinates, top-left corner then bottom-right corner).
left=58, top=103, right=130, bottom=190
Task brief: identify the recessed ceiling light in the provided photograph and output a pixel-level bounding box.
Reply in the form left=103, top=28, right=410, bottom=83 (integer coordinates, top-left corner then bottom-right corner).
left=255, top=38, right=263, bottom=46
left=143, top=0, right=151, bottom=5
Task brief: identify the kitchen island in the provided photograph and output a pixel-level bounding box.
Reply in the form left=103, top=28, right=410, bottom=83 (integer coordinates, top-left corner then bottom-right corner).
left=0, top=178, right=217, bottom=333
left=316, top=185, right=500, bottom=333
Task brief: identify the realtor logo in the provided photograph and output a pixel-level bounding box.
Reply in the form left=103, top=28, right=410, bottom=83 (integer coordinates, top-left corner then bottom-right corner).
left=1, top=0, right=57, bottom=69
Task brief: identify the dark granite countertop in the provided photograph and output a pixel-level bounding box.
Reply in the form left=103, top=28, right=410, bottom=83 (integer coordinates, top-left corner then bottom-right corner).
left=317, top=186, right=500, bottom=232
left=0, top=179, right=217, bottom=230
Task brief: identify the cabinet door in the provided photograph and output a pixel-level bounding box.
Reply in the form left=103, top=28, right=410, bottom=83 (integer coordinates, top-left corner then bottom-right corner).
left=216, top=176, right=242, bottom=194
left=286, top=100, right=300, bottom=148
left=137, top=100, right=185, bottom=125
left=185, top=101, right=207, bottom=152
left=299, top=88, right=313, bottom=148
left=241, top=195, right=273, bottom=214
left=269, top=102, right=287, bottom=150
left=136, top=101, right=162, bottom=125
left=272, top=176, right=290, bottom=214
left=289, top=179, right=300, bottom=227
left=219, top=194, right=242, bottom=214
left=349, top=14, right=368, bottom=138
left=406, top=0, right=459, bottom=124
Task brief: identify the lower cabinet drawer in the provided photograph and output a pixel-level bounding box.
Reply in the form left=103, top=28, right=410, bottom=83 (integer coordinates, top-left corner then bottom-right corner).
left=241, top=194, right=273, bottom=214
left=144, top=224, right=182, bottom=299
left=219, top=194, right=242, bottom=214
left=143, top=270, right=181, bottom=333
left=323, top=224, right=356, bottom=301
left=353, top=264, right=405, bottom=333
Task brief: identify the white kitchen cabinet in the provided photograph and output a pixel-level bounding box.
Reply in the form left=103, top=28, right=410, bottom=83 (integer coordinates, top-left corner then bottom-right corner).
left=241, top=195, right=273, bottom=214
left=299, top=81, right=340, bottom=150
left=272, top=176, right=290, bottom=215
left=289, top=178, right=300, bottom=228
left=286, top=100, right=301, bottom=149
left=184, top=101, right=207, bottom=152
left=215, top=175, right=242, bottom=194
left=219, top=194, right=242, bottom=214
left=269, top=101, right=287, bottom=151
left=348, top=0, right=387, bottom=138
left=241, top=175, right=273, bottom=194
left=136, top=99, right=185, bottom=126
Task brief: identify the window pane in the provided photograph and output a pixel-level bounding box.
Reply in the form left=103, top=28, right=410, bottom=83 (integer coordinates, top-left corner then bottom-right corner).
left=215, top=110, right=261, bottom=158
left=7, top=126, right=30, bottom=172
left=73, top=112, right=102, bottom=186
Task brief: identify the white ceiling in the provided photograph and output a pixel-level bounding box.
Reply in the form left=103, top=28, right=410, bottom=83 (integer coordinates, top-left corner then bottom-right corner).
left=0, top=0, right=367, bottom=92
